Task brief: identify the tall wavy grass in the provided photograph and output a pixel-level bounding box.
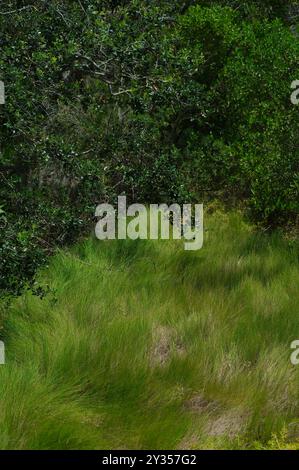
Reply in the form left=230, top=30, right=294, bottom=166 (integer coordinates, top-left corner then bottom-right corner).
left=1, top=210, right=299, bottom=449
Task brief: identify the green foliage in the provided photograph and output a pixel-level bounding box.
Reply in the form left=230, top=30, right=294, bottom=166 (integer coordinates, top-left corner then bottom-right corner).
left=1, top=0, right=299, bottom=295
left=178, top=6, right=299, bottom=222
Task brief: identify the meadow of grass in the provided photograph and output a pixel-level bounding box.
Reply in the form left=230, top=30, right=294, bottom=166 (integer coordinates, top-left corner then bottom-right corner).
left=1, top=209, right=299, bottom=450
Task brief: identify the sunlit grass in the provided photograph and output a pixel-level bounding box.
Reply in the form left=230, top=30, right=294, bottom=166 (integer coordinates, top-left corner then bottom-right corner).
left=1, top=209, right=299, bottom=449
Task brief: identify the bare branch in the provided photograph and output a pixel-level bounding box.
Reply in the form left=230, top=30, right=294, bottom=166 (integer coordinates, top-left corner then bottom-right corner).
left=0, top=5, right=34, bottom=15
left=108, top=84, right=132, bottom=96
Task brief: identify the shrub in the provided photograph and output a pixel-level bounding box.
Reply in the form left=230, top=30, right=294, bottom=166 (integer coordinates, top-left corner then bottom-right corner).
left=1, top=1, right=299, bottom=295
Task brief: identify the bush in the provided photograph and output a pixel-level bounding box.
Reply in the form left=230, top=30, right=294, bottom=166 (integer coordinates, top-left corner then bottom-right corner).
left=1, top=0, right=299, bottom=295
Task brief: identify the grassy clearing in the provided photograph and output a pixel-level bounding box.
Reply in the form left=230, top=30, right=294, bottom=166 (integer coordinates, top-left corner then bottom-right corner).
left=1, top=209, right=299, bottom=449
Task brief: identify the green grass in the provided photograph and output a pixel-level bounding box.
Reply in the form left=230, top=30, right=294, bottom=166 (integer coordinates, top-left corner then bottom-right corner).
left=1, top=209, right=299, bottom=449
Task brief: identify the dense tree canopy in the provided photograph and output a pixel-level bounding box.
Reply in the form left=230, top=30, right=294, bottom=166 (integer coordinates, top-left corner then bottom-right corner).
left=1, top=0, right=299, bottom=295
